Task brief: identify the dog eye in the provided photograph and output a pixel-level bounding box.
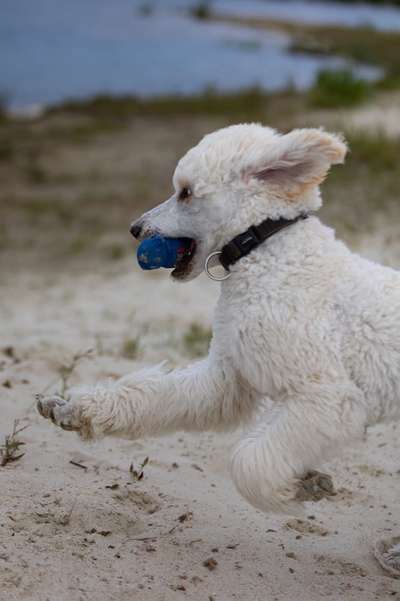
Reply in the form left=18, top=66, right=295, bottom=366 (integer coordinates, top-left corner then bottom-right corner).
left=178, top=187, right=192, bottom=202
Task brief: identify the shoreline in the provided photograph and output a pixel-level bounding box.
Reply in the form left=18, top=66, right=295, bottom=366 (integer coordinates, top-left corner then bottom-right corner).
left=5, top=8, right=398, bottom=116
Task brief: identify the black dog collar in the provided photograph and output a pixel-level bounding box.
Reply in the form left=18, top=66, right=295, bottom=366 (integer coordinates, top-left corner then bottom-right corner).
left=219, top=214, right=308, bottom=271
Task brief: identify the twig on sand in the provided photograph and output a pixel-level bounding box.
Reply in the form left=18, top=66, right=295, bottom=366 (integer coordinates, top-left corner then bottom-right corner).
left=69, top=460, right=88, bottom=471
left=128, top=524, right=179, bottom=543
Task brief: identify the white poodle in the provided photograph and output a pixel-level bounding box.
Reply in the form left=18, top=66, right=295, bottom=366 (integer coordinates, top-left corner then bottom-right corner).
left=37, top=124, right=400, bottom=536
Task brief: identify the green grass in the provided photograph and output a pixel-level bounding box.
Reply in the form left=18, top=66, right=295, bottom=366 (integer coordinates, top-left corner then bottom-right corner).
left=309, top=69, right=371, bottom=108
left=38, top=87, right=273, bottom=144
left=46, top=87, right=270, bottom=123
left=40, top=85, right=309, bottom=149
left=321, top=130, right=400, bottom=234
left=327, top=130, right=400, bottom=189
left=183, top=323, right=212, bottom=358
left=121, top=338, right=140, bottom=360
left=105, top=243, right=126, bottom=261
left=18, top=198, right=76, bottom=224
left=67, top=236, right=90, bottom=256
left=347, top=131, right=400, bottom=172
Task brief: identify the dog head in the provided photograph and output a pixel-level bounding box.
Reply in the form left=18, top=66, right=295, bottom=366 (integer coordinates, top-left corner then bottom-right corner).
left=131, top=123, right=347, bottom=281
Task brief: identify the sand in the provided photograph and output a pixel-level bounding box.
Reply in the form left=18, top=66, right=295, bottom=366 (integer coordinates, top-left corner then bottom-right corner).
left=1, top=253, right=400, bottom=601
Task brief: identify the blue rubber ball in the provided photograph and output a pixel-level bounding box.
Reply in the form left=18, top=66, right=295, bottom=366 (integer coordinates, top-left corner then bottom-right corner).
left=137, top=236, right=192, bottom=270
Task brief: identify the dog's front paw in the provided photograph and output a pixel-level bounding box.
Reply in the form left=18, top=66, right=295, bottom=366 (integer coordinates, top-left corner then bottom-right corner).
left=36, top=393, right=82, bottom=432
left=36, top=385, right=115, bottom=440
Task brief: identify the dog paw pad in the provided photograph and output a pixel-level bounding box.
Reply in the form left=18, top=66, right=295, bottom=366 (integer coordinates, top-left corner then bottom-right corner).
left=36, top=393, right=80, bottom=431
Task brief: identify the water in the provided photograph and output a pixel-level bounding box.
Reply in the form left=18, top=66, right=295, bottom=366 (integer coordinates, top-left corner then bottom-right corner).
left=210, top=0, right=400, bottom=31
left=0, top=0, right=392, bottom=111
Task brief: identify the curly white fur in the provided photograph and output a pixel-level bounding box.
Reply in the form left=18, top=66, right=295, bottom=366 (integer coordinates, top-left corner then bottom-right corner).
left=37, top=123, right=400, bottom=514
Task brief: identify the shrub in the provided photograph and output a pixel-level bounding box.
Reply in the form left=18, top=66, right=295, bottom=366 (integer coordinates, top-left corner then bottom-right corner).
left=309, top=69, right=371, bottom=108
left=190, top=1, right=212, bottom=20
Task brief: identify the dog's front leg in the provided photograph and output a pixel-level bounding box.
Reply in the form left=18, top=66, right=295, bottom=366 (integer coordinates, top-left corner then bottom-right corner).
left=230, top=380, right=367, bottom=514
left=37, top=358, right=253, bottom=440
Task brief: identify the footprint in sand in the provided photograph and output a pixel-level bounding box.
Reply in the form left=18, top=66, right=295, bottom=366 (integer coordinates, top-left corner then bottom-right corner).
left=375, top=536, right=400, bottom=578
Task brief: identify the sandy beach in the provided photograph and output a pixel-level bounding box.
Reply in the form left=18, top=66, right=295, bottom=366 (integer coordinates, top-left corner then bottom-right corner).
left=1, top=247, right=400, bottom=600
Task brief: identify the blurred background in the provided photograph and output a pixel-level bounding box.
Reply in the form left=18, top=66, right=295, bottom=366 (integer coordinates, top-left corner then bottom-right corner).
left=1, top=4, right=400, bottom=598
left=1, top=0, right=400, bottom=280
left=2, top=0, right=400, bottom=377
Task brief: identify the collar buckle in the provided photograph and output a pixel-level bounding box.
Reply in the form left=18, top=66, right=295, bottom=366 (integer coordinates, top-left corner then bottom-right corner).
left=204, top=251, right=231, bottom=281
left=233, top=226, right=260, bottom=255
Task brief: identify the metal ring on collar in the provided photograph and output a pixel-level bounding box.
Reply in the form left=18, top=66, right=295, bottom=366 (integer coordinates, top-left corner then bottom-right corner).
left=204, top=251, right=231, bottom=281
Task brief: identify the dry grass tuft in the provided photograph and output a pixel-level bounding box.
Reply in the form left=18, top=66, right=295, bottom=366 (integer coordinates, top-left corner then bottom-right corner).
left=129, top=456, right=149, bottom=481
left=58, top=348, right=93, bottom=396
left=0, top=420, right=28, bottom=467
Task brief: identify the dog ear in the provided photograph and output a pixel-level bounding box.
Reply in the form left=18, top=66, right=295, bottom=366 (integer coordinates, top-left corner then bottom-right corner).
left=249, top=128, right=347, bottom=200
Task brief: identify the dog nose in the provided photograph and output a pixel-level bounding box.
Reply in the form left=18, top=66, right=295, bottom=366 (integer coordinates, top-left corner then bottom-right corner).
left=130, top=222, right=142, bottom=239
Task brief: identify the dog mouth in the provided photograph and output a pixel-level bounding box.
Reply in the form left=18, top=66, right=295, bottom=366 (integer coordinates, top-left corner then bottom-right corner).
left=172, top=238, right=197, bottom=280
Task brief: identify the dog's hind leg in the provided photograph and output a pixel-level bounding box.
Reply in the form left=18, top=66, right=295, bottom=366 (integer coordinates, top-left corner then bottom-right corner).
left=230, top=382, right=367, bottom=514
